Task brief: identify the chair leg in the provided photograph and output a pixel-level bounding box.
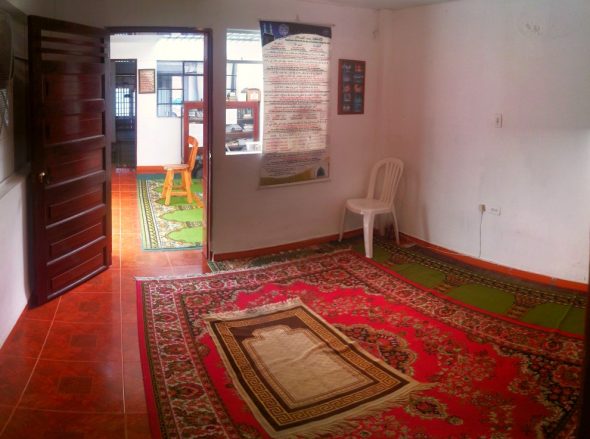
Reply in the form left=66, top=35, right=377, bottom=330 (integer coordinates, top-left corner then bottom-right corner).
left=378, top=214, right=385, bottom=236
left=163, top=170, right=173, bottom=205
left=363, top=213, right=375, bottom=258
left=183, top=171, right=193, bottom=204
left=392, top=207, right=400, bottom=245
left=338, top=207, right=347, bottom=241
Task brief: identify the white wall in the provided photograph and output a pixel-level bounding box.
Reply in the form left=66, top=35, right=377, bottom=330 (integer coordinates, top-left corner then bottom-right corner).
left=1, top=0, right=31, bottom=348
left=379, top=0, right=590, bottom=282
left=110, top=35, right=204, bottom=165
left=52, top=0, right=383, bottom=255
left=0, top=174, right=29, bottom=346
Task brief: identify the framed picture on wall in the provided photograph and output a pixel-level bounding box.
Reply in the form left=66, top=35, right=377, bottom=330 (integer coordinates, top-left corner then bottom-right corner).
left=338, top=59, right=365, bottom=115
left=138, top=69, right=155, bottom=94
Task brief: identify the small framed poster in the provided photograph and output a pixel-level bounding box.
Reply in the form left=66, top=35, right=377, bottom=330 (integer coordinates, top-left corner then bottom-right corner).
left=138, top=69, right=155, bottom=94
left=338, top=59, right=365, bottom=115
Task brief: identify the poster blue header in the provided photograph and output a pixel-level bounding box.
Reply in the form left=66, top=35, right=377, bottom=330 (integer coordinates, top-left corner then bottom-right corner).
left=259, top=21, right=332, bottom=46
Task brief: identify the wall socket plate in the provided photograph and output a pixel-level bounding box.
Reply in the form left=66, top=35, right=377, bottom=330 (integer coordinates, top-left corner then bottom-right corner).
left=488, top=206, right=501, bottom=216
left=479, top=204, right=501, bottom=215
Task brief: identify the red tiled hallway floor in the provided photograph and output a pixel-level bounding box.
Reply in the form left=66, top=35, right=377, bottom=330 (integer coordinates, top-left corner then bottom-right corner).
left=0, top=169, right=208, bottom=438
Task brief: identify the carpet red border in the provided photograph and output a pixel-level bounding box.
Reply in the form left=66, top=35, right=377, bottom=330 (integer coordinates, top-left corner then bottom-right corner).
left=135, top=250, right=583, bottom=438
left=136, top=280, right=163, bottom=439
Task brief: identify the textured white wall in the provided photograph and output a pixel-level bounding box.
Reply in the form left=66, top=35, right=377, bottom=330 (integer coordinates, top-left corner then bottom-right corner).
left=0, top=174, right=29, bottom=347
left=1, top=0, right=30, bottom=348
left=378, top=0, right=590, bottom=282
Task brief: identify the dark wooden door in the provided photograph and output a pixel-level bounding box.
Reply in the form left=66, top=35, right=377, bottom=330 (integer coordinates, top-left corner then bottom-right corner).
left=29, top=16, right=111, bottom=306
left=202, top=31, right=212, bottom=260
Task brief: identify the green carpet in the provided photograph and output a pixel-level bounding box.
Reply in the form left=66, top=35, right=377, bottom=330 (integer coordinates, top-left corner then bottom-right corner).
left=209, top=236, right=586, bottom=335
left=137, top=176, right=203, bottom=250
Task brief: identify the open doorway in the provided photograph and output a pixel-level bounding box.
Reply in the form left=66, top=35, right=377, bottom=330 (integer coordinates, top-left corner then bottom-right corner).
left=109, top=30, right=211, bottom=257
left=112, top=59, right=137, bottom=168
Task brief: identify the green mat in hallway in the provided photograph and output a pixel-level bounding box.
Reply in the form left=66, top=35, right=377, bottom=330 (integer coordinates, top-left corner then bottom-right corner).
left=137, top=176, right=203, bottom=250
left=209, top=236, right=586, bottom=335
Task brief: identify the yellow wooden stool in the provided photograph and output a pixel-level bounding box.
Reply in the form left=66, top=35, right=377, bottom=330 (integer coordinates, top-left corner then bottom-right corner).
left=161, top=136, right=203, bottom=207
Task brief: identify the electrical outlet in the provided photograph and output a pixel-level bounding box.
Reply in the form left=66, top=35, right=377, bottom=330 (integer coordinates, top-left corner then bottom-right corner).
left=488, top=206, right=501, bottom=216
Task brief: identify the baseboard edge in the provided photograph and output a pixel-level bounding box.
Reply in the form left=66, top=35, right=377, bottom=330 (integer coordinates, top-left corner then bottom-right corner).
left=212, top=229, right=363, bottom=261
left=400, top=233, right=587, bottom=293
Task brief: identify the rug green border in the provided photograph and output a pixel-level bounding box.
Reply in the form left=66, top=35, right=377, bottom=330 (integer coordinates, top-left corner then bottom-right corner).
left=137, top=176, right=203, bottom=251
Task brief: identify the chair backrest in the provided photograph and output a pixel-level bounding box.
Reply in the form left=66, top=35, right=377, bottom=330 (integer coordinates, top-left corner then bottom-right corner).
left=186, top=136, right=199, bottom=172
left=366, top=157, right=404, bottom=206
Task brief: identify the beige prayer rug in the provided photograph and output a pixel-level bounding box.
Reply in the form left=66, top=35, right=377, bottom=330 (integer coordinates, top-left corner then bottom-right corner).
left=204, top=299, right=430, bottom=438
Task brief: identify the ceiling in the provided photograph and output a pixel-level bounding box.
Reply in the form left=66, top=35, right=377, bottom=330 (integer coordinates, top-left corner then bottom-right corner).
left=300, top=0, right=454, bottom=11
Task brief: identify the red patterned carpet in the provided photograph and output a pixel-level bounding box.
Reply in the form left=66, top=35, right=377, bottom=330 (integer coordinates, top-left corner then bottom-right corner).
left=137, top=250, right=582, bottom=438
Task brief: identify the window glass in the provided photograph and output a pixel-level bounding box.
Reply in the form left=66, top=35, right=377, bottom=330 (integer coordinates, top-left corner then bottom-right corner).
left=183, top=61, right=199, bottom=74
left=225, top=30, right=263, bottom=154
left=157, top=60, right=204, bottom=117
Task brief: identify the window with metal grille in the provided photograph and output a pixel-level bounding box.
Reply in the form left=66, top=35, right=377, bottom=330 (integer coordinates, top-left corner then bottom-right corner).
left=156, top=60, right=203, bottom=117
left=115, top=87, right=132, bottom=117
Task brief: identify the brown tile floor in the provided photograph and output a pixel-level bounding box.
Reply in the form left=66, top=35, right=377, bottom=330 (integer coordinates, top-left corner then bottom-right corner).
left=0, top=169, right=208, bottom=438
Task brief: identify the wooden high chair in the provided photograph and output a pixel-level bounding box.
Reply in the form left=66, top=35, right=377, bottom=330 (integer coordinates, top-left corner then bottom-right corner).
left=161, top=136, right=203, bottom=207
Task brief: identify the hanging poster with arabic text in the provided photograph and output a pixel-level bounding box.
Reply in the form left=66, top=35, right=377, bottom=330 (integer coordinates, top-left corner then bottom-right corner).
left=259, top=21, right=331, bottom=187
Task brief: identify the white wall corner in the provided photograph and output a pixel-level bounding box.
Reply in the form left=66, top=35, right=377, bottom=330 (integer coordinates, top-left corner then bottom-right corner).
left=0, top=174, right=30, bottom=347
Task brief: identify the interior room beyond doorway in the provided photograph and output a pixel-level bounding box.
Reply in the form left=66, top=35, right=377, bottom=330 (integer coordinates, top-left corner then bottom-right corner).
left=110, top=33, right=206, bottom=168
left=110, top=32, right=208, bottom=254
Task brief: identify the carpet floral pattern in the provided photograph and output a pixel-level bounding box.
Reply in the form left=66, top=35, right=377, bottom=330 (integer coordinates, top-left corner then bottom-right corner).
left=209, top=237, right=586, bottom=335
left=137, top=177, right=203, bottom=250
left=138, top=250, right=582, bottom=438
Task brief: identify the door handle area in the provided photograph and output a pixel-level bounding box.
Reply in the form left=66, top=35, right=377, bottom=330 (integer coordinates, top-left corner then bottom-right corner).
left=38, top=171, right=47, bottom=184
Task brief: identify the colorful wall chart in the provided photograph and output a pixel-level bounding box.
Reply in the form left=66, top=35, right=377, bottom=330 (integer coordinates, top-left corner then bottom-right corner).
left=338, top=60, right=365, bottom=115
left=259, top=21, right=331, bottom=187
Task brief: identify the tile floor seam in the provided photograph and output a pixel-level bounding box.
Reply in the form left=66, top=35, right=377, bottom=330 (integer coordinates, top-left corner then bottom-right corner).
left=119, top=211, right=128, bottom=418
left=19, top=358, right=124, bottom=364
left=0, top=296, right=62, bottom=437
left=6, top=407, right=128, bottom=415
left=116, top=184, right=134, bottom=434
left=50, top=319, right=123, bottom=324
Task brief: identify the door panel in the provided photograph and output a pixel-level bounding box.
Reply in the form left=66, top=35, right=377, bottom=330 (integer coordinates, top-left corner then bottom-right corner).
left=50, top=223, right=104, bottom=260
left=47, top=187, right=103, bottom=222
left=49, top=148, right=103, bottom=183
left=47, top=206, right=106, bottom=258
left=29, top=16, right=111, bottom=305
left=45, top=115, right=104, bottom=143
left=44, top=74, right=103, bottom=100
left=48, top=241, right=107, bottom=291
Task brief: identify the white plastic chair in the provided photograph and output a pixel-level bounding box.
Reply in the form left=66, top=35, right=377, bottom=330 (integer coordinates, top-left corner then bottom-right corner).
left=339, top=157, right=404, bottom=258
